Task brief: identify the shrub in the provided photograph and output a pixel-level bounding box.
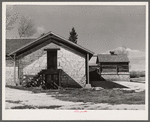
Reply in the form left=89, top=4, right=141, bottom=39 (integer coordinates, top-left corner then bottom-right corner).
left=21, top=74, right=46, bottom=89
left=130, top=71, right=140, bottom=78
left=130, top=71, right=145, bottom=78
left=139, top=71, right=145, bottom=77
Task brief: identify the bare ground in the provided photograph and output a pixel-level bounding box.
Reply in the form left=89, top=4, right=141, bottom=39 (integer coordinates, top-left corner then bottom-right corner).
left=5, top=84, right=145, bottom=110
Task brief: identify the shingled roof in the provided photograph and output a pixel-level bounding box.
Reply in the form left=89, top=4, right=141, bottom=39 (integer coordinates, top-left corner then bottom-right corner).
left=6, top=39, right=35, bottom=55
left=97, top=54, right=129, bottom=63
left=6, top=31, right=94, bottom=58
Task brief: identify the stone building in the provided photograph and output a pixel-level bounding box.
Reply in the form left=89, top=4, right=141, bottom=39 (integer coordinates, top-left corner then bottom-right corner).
left=6, top=31, right=94, bottom=88
left=6, top=31, right=130, bottom=89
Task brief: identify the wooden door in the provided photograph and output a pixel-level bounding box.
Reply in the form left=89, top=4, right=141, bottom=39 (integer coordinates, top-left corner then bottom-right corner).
left=47, top=51, right=57, bottom=70
left=46, top=74, right=59, bottom=89
left=45, top=49, right=59, bottom=89
left=46, top=74, right=52, bottom=89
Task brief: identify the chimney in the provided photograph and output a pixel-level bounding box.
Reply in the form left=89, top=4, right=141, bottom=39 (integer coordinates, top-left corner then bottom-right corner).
left=110, top=51, right=115, bottom=55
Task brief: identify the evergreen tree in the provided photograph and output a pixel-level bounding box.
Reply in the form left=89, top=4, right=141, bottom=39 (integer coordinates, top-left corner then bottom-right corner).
left=69, top=27, right=78, bottom=44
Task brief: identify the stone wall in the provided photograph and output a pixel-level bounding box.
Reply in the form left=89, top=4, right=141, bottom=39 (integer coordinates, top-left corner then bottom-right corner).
left=17, top=40, right=86, bottom=87
left=60, top=70, right=82, bottom=88
left=5, top=60, right=18, bottom=86
left=101, top=72, right=130, bottom=81
left=58, top=47, right=86, bottom=87
left=18, top=42, right=55, bottom=79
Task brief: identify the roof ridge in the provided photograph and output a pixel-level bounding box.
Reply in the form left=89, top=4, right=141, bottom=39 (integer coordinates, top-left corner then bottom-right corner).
left=8, top=31, right=94, bottom=56
left=51, top=31, right=94, bottom=54
left=98, top=54, right=127, bottom=55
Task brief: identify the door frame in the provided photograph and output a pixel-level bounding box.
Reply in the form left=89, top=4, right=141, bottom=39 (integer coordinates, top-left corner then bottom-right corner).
left=43, top=48, right=60, bottom=89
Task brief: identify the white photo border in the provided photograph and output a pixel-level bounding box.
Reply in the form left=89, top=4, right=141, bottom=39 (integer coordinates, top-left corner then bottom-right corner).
left=2, top=2, right=149, bottom=120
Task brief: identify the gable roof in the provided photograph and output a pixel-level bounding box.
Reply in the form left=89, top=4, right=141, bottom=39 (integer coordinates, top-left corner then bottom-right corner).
left=6, top=39, right=35, bottom=55
left=97, top=54, right=129, bottom=63
left=7, top=31, right=94, bottom=58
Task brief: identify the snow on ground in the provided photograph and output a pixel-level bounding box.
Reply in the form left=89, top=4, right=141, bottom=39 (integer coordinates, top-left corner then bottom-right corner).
left=59, top=102, right=145, bottom=110
left=5, top=87, right=83, bottom=109
left=113, top=81, right=145, bottom=92
left=5, top=87, right=145, bottom=110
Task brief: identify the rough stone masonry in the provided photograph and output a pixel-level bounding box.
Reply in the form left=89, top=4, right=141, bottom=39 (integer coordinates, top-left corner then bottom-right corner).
left=6, top=39, right=86, bottom=87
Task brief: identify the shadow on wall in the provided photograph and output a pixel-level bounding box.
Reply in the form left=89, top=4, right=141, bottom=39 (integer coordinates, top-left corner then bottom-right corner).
left=60, top=69, right=82, bottom=88
left=89, top=69, right=128, bottom=89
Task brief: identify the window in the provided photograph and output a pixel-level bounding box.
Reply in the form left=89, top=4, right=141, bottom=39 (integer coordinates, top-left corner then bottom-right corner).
left=101, top=65, right=117, bottom=72
left=100, top=64, right=129, bottom=73
left=118, top=65, right=129, bottom=72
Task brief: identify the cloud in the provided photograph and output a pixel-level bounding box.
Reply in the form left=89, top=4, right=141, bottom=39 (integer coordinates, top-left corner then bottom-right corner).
left=37, top=26, right=46, bottom=35
left=102, top=47, right=146, bottom=71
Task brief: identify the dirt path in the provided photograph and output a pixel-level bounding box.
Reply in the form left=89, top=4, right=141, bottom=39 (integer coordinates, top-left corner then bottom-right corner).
left=5, top=87, right=145, bottom=110
left=113, top=81, right=145, bottom=92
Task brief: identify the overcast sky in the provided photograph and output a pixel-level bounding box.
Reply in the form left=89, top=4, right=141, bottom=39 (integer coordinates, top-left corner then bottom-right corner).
left=6, top=5, right=146, bottom=54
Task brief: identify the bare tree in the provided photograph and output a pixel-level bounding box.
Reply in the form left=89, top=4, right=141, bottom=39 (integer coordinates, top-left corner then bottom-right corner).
left=6, top=5, right=19, bottom=31
left=18, top=15, right=36, bottom=38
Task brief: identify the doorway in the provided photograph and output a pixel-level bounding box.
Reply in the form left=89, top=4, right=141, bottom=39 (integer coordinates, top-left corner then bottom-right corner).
left=47, top=51, right=57, bottom=70
left=46, top=74, right=59, bottom=89
left=44, top=48, right=60, bottom=89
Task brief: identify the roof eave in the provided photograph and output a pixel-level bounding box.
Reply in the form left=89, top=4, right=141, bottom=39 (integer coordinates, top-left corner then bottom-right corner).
left=8, top=31, right=52, bottom=56
left=51, top=32, right=94, bottom=55
left=8, top=31, right=94, bottom=57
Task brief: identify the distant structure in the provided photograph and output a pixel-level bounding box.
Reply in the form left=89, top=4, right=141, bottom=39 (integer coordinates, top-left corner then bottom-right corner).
left=96, top=51, right=130, bottom=81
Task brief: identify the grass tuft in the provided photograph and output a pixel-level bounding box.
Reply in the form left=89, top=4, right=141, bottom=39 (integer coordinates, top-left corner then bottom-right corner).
left=11, top=105, right=35, bottom=109
left=11, top=105, right=62, bottom=109
left=6, top=100, right=22, bottom=104
left=48, top=89, right=145, bottom=105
